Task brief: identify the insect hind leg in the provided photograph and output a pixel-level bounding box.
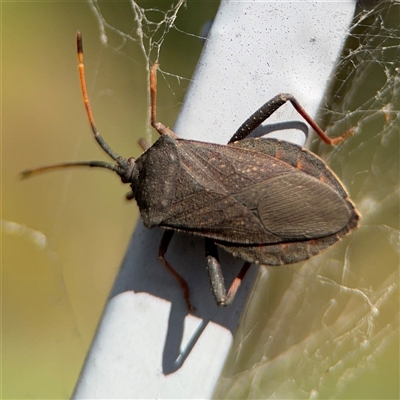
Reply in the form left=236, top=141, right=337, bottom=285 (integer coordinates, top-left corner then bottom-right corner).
left=229, top=93, right=352, bottom=145
left=205, top=239, right=252, bottom=306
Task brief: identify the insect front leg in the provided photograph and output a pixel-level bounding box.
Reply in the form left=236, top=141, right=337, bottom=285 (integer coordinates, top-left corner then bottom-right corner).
left=205, top=239, right=252, bottom=306
left=158, top=230, right=194, bottom=312
left=229, top=93, right=352, bottom=145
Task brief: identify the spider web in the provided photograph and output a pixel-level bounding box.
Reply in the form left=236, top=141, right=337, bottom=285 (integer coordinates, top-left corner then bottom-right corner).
left=88, top=0, right=191, bottom=142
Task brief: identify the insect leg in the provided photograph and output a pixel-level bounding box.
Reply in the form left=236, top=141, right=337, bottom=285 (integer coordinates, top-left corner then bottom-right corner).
left=225, top=261, right=252, bottom=305
left=158, top=230, right=194, bottom=312
left=205, top=239, right=252, bottom=306
left=205, top=239, right=227, bottom=305
left=229, top=93, right=352, bottom=145
left=149, top=63, right=178, bottom=138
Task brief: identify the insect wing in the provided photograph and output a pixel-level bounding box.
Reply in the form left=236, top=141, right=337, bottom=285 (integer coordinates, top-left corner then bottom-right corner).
left=160, top=139, right=353, bottom=244
left=236, top=171, right=351, bottom=239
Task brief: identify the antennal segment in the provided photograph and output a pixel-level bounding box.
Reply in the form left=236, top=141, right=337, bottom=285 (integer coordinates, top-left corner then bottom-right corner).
left=21, top=160, right=121, bottom=179
left=77, top=31, right=124, bottom=163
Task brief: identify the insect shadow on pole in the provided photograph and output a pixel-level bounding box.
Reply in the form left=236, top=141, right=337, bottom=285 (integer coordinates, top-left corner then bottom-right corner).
left=21, top=32, right=360, bottom=312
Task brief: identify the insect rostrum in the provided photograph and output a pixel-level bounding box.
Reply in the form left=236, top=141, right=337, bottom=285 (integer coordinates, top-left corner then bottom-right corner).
left=22, top=32, right=360, bottom=311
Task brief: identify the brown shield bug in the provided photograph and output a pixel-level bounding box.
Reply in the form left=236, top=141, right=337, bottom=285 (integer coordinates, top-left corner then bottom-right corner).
left=22, top=32, right=360, bottom=311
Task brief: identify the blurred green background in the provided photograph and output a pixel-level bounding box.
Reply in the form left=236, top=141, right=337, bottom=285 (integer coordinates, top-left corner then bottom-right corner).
left=2, top=1, right=399, bottom=399
left=2, top=1, right=219, bottom=397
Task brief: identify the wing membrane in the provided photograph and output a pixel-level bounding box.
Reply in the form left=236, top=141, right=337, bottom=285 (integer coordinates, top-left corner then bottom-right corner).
left=160, top=139, right=351, bottom=244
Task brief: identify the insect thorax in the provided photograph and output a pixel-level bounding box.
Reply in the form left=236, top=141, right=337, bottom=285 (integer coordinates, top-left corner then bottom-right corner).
left=132, top=134, right=180, bottom=228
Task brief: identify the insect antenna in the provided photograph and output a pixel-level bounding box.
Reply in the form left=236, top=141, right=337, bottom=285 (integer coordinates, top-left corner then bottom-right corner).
left=21, top=31, right=132, bottom=180
left=76, top=31, right=126, bottom=164
left=20, top=161, right=122, bottom=179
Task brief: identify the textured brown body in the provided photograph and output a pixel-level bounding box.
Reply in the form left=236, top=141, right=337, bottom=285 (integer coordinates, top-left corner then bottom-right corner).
left=132, top=134, right=359, bottom=266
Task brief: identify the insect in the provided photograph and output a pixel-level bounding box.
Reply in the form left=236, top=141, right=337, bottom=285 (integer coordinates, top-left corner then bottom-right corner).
left=22, top=32, right=360, bottom=311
